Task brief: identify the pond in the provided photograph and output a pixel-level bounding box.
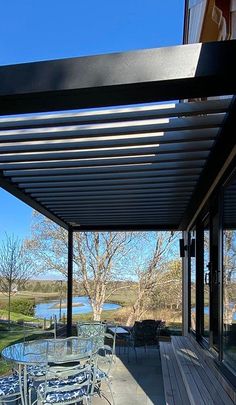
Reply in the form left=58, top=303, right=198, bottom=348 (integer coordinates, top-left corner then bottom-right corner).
left=192, top=306, right=236, bottom=321
left=35, top=296, right=120, bottom=319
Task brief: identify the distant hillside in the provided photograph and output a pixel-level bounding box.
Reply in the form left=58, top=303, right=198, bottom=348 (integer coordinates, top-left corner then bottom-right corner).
left=19, top=279, right=136, bottom=298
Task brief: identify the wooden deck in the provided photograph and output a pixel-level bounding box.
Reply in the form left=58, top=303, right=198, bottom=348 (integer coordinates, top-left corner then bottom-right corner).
left=160, top=336, right=235, bottom=405
left=160, top=340, right=190, bottom=405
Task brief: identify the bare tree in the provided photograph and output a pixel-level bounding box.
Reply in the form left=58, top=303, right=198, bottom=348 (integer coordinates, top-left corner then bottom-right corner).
left=126, top=232, right=179, bottom=325
left=0, top=234, right=36, bottom=323
left=74, top=232, right=132, bottom=320
left=28, top=213, right=181, bottom=323
left=152, top=259, right=182, bottom=310
left=27, top=212, right=132, bottom=321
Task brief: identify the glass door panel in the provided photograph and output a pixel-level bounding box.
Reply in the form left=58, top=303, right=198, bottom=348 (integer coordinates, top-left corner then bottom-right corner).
left=211, top=212, right=220, bottom=351
left=190, top=230, right=196, bottom=331
left=203, top=220, right=210, bottom=339
left=223, top=175, right=236, bottom=374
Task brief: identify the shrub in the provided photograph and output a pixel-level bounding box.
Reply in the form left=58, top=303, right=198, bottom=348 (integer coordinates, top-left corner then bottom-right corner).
left=10, top=298, right=35, bottom=317
left=0, top=301, right=8, bottom=310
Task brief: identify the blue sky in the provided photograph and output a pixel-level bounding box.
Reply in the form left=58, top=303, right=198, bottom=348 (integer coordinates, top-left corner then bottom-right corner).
left=0, top=0, right=184, bottom=241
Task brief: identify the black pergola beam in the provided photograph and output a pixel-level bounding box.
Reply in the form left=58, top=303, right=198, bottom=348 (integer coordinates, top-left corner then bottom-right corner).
left=0, top=40, right=236, bottom=115
left=72, top=224, right=178, bottom=231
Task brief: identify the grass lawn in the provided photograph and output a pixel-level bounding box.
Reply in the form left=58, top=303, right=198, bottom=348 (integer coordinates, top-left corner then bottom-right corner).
left=106, top=287, right=137, bottom=306
left=0, top=311, right=43, bottom=376
left=0, top=325, right=25, bottom=375
left=0, top=292, right=60, bottom=300
left=0, top=309, right=37, bottom=322
left=73, top=309, right=119, bottom=323
left=0, top=323, right=55, bottom=376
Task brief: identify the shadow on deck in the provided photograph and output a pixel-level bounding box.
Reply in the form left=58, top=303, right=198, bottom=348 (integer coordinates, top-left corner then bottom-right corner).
left=93, top=346, right=165, bottom=405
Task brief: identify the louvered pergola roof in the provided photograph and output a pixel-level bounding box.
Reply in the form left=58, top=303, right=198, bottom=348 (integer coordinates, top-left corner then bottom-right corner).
left=0, top=40, right=236, bottom=231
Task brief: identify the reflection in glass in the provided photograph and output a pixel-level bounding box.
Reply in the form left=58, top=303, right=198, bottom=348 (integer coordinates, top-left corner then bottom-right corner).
left=223, top=175, right=236, bottom=374
left=190, top=230, right=196, bottom=331
left=203, top=221, right=210, bottom=338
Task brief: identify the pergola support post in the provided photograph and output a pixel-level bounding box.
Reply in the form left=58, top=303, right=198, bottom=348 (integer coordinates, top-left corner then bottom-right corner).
left=67, top=227, right=73, bottom=337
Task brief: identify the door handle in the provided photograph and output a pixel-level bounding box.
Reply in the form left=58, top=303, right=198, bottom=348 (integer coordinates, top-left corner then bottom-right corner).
left=205, top=272, right=210, bottom=285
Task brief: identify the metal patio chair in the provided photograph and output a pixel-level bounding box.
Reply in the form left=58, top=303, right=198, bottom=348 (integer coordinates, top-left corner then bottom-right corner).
left=77, top=322, right=106, bottom=351
left=93, top=329, right=117, bottom=405
left=23, top=316, right=57, bottom=343
left=24, top=317, right=57, bottom=382
left=32, top=337, right=96, bottom=405
left=36, top=359, right=93, bottom=405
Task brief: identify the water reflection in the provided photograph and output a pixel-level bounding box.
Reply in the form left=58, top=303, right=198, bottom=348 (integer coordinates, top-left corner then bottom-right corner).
left=35, top=295, right=120, bottom=318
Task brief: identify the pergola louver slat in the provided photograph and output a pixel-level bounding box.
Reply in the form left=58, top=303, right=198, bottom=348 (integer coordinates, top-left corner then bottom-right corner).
left=17, top=175, right=200, bottom=189
left=0, top=115, right=224, bottom=144
left=0, top=151, right=211, bottom=170
left=0, top=140, right=215, bottom=162
left=12, top=168, right=202, bottom=184
left=0, top=98, right=231, bottom=129
left=29, top=188, right=196, bottom=198
left=0, top=128, right=220, bottom=153
left=31, top=191, right=194, bottom=199
left=24, top=179, right=198, bottom=192
left=4, top=159, right=205, bottom=177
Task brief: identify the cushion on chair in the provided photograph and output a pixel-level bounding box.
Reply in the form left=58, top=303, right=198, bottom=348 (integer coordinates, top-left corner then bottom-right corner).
left=38, top=378, right=88, bottom=403
left=39, top=371, right=88, bottom=390
left=94, top=368, right=107, bottom=381
left=38, top=386, right=87, bottom=403
left=102, top=344, right=112, bottom=353
left=98, top=345, right=112, bottom=357
left=37, top=369, right=90, bottom=403
left=0, top=375, right=20, bottom=397
left=27, top=364, right=46, bottom=377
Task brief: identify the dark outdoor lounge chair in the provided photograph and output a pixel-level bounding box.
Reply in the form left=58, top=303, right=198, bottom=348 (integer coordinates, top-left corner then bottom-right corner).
left=132, top=319, right=164, bottom=348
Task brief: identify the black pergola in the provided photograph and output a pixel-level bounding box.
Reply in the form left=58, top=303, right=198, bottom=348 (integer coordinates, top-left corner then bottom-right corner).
left=0, top=40, right=236, bottom=335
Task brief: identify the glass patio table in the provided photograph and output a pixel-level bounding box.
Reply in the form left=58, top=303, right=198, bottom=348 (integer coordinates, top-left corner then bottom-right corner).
left=1, top=337, right=96, bottom=405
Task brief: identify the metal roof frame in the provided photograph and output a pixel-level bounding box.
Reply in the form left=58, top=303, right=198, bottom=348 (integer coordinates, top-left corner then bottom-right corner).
left=0, top=40, right=236, bottom=231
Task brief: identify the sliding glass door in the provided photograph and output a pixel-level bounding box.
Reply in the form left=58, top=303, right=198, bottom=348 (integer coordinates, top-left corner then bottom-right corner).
left=189, top=168, right=236, bottom=380
left=193, top=211, right=220, bottom=347
left=222, top=174, right=236, bottom=374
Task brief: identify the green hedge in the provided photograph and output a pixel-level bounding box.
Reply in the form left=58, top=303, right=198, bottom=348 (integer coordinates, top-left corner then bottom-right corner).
left=10, top=298, right=36, bottom=317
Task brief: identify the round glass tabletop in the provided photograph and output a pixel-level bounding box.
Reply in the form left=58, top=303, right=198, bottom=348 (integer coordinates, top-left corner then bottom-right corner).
left=1, top=337, right=95, bottom=365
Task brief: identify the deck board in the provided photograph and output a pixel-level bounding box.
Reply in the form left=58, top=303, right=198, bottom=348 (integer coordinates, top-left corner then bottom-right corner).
left=160, top=342, right=175, bottom=405
left=165, top=341, right=191, bottom=405
left=160, top=342, right=190, bottom=405
left=171, top=336, right=234, bottom=405
left=174, top=337, right=217, bottom=405
left=172, top=336, right=207, bottom=405
left=183, top=337, right=235, bottom=405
